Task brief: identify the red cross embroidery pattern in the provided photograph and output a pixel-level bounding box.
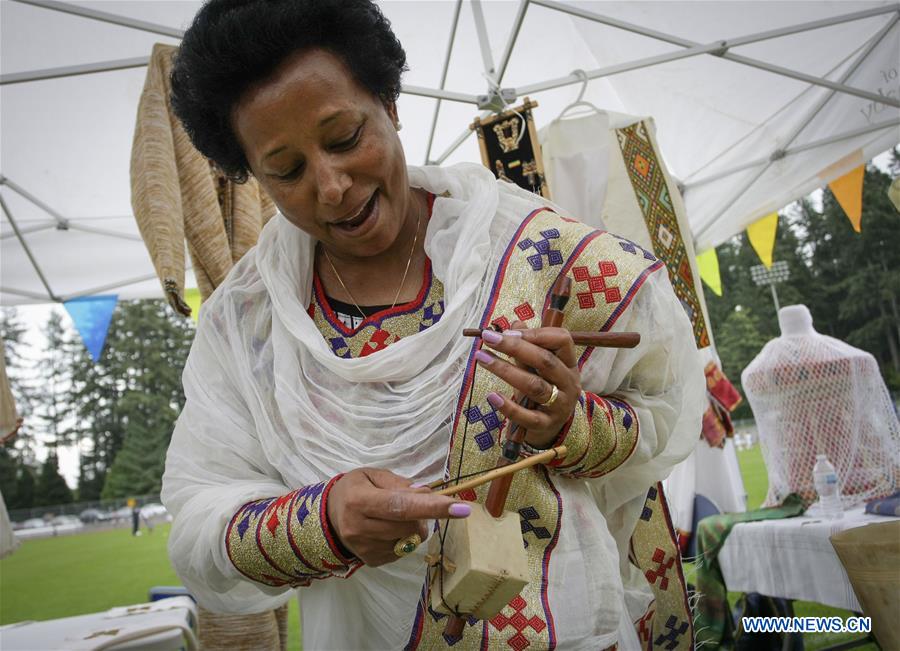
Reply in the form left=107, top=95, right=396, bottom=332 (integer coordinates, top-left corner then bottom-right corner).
left=359, top=329, right=394, bottom=357
left=572, top=261, right=621, bottom=309
left=645, top=547, right=675, bottom=591
left=490, top=595, right=547, bottom=650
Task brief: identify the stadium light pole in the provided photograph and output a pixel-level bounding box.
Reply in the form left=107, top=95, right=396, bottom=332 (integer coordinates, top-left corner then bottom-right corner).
left=751, top=261, right=790, bottom=317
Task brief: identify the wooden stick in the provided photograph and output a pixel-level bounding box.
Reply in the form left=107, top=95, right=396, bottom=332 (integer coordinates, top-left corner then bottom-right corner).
left=462, top=329, right=640, bottom=349
left=432, top=446, right=567, bottom=497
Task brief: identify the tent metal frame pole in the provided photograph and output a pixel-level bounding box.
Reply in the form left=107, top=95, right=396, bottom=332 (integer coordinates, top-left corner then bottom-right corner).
left=0, top=222, right=56, bottom=241
left=1, top=176, right=145, bottom=242
left=496, top=0, right=530, bottom=83
left=67, top=224, right=144, bottom=242
left=685, top=118, right=900, bottom=191
left=10, top=0, right=184, bottom=38
left=432, top=0, right=532, bottom=166
left=693, top=15, right=899, bottom=240
left=0, top=192, right=58, bottom=302
left=398, top=84, right=479, bottom=105
left=0, top=287, right=51, bottom=301
left=681, top=33, right=892, bottom=187
left=686, top=15, right=899, bottom=191
left=434, top=112, right=492, bottom=165
left=1, top=56, right=150, bottom=85
left=787, top=118, right=900, bottom=156
left=470, top=0, right=497, bottom=81
left=529, top=0, right=900, bottom=108
left=60, top=271, right=176, bottom=301
left=1, top=176, right=68, bottom=228
left=517, top=39, right=731, bottom=95
left=425, top=0, right=464, bottom=165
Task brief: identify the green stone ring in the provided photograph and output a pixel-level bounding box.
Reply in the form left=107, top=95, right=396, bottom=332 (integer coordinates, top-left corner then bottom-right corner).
left=393, top=533, right=422, bottom=558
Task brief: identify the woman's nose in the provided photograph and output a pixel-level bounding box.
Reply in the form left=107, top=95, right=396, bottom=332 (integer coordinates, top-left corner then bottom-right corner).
left=315, top=159, right=352, bottom=206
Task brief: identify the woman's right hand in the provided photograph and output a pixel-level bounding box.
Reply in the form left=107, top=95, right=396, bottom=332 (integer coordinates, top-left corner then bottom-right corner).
left=326, top=468, right=471, bottom=567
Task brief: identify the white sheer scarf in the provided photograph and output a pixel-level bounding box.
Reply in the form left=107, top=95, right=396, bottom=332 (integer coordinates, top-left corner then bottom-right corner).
left=162, top=163, right=705, bottom=647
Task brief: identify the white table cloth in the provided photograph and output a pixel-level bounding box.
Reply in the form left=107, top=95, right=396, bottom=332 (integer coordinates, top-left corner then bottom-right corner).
left=717, top=506, right=898, bottom=612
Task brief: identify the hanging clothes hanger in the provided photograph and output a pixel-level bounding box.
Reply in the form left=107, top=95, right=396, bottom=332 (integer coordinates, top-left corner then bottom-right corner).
left=554, top=69, right=604, bottom=122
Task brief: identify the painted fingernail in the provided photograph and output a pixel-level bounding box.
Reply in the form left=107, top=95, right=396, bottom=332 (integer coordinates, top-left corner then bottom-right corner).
left=449, top=503, right=471, bottom=518
left=486, top=392, right=504, bottom=409
left=474, top=350, right=494, bottom=365
left=410, top=482, right=427, bottom=489
left=481, top=329, right=502, bottom=345
left=502, top=329, right=522, bottom=337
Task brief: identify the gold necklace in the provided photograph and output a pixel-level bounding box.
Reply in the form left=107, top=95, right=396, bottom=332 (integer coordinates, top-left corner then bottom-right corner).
left=321, top=200, right=423, bottom=322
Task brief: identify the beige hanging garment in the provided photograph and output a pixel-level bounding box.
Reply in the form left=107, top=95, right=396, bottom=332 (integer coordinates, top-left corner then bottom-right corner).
left=130, top=43, right=276, bottom=315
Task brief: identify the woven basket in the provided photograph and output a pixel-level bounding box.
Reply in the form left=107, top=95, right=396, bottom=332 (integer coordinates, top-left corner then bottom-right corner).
left=197, top=604, right=288, bottom=651
left=830, top=521, right=900, bottom=650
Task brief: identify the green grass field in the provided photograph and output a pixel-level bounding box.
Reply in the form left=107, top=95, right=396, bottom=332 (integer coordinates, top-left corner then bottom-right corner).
left=0, top=448, right=875, bottom=649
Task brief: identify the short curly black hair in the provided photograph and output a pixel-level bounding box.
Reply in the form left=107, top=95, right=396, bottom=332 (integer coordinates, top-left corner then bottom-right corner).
left=170, top=0, right=407, bottom=182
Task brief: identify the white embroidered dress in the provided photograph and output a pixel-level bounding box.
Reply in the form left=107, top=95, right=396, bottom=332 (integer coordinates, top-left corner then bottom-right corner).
left=162, top=164, right=705, bottom=650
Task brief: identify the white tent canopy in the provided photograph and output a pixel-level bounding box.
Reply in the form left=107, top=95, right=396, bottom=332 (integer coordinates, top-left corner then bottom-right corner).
left=2, top=0, right=898, bottom=306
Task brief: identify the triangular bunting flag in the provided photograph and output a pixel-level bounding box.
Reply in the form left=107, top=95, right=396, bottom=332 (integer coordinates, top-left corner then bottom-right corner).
left=829, top=165, right=864, bottom=232
left=696, top=249, right=722, bottom=297
left=184, top=288, right=202, bottom=323
left=747, top=212, right=778, bottom=268
left=63, top=295, right=118, bottom=362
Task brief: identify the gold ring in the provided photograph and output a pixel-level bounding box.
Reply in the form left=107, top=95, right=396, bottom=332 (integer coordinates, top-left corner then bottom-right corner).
left=540, top=384, right=560, bottom=408
left=393, top=534, right=422, bottom=558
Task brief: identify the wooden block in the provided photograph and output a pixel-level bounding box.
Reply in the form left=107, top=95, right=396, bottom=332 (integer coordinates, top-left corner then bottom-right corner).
left=428, top=503, right=529, bottom=620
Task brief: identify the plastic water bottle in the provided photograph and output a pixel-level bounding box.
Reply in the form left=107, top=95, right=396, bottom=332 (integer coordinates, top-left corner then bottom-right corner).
left=813, top=454, right=843, bottom=520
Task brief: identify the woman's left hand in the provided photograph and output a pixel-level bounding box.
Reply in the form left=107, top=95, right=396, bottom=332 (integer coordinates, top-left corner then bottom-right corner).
left=475, top=322, right=582, bottom=449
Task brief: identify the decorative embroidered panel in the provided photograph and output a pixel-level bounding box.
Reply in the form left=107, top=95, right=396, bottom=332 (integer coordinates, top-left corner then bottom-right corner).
left=309, top=259, right=445, bottom=359
left=407, top=208, right=666, bottom=650
left=225, top=476, right=360, bottom=588
left=615, top=122, right=710, bottom=349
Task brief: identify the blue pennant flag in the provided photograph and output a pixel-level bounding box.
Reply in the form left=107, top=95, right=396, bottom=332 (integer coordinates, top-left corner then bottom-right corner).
left=63, top=295, right=118, bottom=362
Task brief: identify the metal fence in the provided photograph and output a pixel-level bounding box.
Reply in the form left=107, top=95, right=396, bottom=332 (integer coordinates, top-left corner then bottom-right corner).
left=9, top=493, right=162, bottom=523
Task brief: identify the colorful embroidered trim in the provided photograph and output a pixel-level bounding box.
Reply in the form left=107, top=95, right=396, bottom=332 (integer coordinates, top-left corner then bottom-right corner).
left=225, top=475, right=360, bottom=588
left=631, top=483, right=694, bottom=650
left=309, top=259, right=445, bottom=359
left=408, top=208, right=661, bottom=650
left=548, top=392, right=639, bottom=478
left=616, top=122, right=710, bottom=349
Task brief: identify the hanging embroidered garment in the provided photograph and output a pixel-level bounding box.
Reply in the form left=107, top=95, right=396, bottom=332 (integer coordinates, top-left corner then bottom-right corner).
left=162, top=164, right=705, bottom=649
left=542, top=111, right=746, bottom=553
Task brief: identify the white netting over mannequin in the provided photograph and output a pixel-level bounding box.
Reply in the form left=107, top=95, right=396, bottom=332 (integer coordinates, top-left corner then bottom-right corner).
left=742, top=305, right=899, bottom=508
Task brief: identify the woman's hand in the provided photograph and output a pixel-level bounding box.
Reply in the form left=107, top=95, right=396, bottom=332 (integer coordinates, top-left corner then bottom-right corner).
left=474, top=322, right=582, bottom=449
left=326, top=468, right=471, bottom=567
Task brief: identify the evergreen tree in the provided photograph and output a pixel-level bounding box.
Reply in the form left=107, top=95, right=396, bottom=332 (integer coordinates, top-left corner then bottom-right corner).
left=1, top=307, right=36, bottom=462
left=64, top=300, right=193, bottom=498
left=714, top=307, right=770, bottom=419
left=13, top=465, right=36, bottom=510
left=34, top=312, right=76, bottom=450
left=102, top=393, right=179, bottom=498
left=34, top=452, right=72, bottom=507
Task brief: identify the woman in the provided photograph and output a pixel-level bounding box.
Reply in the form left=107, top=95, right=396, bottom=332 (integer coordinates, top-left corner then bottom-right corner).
left=161, top=0, right=705, bottom=649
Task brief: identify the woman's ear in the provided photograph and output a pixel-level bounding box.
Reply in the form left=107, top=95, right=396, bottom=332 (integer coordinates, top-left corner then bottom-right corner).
left=384, top=100, right=400, bottom=130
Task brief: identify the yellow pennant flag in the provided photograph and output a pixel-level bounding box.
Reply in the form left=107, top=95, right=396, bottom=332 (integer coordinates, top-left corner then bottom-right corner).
left=747, top=212, right=778, bottom=268
left=184, top=288, right=202, bottom=323
left=829, top=165, right=864, bottom=232
left=696, top=248, right=722, bottom=297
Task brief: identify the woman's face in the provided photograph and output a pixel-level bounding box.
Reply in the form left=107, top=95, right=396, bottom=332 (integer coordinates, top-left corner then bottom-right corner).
left=232, top=49, right=411, bottom=262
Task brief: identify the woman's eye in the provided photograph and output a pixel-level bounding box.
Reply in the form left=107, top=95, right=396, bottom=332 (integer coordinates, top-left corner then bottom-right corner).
left=276, top=165, right=303, bottom=181
left=333, top=126, right=362, bottom=150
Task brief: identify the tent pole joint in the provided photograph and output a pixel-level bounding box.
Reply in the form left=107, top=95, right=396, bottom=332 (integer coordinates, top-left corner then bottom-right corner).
left=711, top=41, right=729, bottom=57
left=477, top=88, right=518, bottom=111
